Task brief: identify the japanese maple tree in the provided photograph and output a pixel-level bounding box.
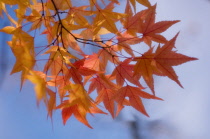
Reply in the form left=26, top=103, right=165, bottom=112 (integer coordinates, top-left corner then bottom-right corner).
left=0, top=0, right=197, bottom=128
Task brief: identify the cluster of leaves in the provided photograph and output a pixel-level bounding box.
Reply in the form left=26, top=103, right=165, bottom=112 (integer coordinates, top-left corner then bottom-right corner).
left=0, top=0, right=197, bottom=128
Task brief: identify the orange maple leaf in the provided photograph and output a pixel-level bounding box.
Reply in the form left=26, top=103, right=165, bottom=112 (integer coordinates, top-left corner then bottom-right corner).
left=122, top=4, right=179, bottom=46
left=111, top=59, right=142, bottom=88
left=133, top=48, right=157, bottom=94
left=95, top=88, right=115, bottom=118
left=134, top=33, right=198, bottom=93
left=59, top=99, right=106, bottom=128
left=114, top=85, right=162, bottom=116
left=153, top=33, right=198, bottom=86
left=88, top=74, right=117, bottom=94
left=61, top=103, right=93, bottom=128
left=46, top=88, right=56, bottom=119
left=138, top=5, right=180, bottom=46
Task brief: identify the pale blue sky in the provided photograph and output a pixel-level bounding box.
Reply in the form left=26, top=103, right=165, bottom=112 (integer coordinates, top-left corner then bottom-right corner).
left=1, top=0, right=210, bottom=138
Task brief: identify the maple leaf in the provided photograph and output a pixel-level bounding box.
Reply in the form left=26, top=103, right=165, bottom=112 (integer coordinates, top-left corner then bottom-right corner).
left=64, top=6, right=92, bottom=26
left=83, top=53, right=101, bottom=71
left=122, top=4, right=179, bottom=46
left=58, top=84, right=106, bottom=128
left=129, top=0, right=151, bottom=11
left=68, top=58, right=101, bottom=84
left=56, top=83, right=102, bottom=128
left=60, top=101, right=106, bottom=128
left=92, top=1, right=126, bottom=34
left=153, top=33, right=198, bottom=86
left=65, top=84, right=93, bottom=110
left=0, top=26, right=35, bottom=88
left=117, top=32, right=143, bottom=56
left=46, top=0, right=72, bottom=11
left=60, top=103, right=93, bottom=128
left=111, top=59, right=143, bottom=88
left=134, top=33, right=198, bottom=93
left=47, top=75, right=70, bottom=102
left=133, top=47, right=157, bottom=93
left=114, top=85, right=162, bottom=116
left=138, top=5, right=180, bottom=46
left=46, top=88, right=56, bottom=119
left=97, top=44, right=119, bottom=71
left=95, top=88, right=115, bottom=118
left=0, top=0, right=29, bottom=5
left=26, top=71, right=47, bottom=104
left=88, top=74, right=117, bottom=94
left=121, top=1, right=145, bottom=35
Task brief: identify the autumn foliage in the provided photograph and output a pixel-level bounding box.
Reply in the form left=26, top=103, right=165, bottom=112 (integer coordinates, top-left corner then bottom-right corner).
left=0, top=0, right=197, bottom=128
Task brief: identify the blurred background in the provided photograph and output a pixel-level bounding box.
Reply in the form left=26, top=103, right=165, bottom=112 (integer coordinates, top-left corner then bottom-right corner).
left=0, top=0, right=210, bottom=138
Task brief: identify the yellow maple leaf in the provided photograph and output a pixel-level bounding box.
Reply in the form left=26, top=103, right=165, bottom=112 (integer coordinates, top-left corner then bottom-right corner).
left=26, top=71, right=47, bottom=104
left=65, top=84, right=92, bottom=110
